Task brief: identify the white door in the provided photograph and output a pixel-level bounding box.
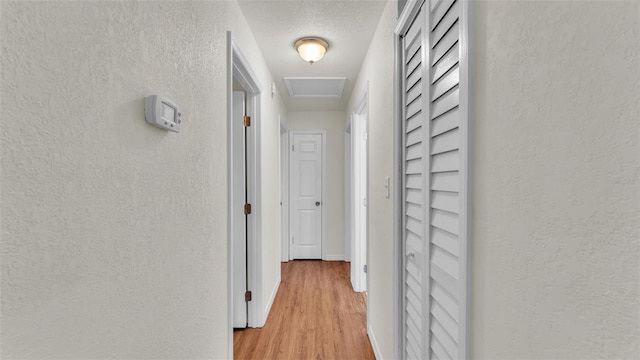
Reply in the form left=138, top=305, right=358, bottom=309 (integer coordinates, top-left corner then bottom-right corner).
left=400, top=10, right=427, bottom=357
left=351, top=113, right=368, bottom=292
left=398, top=1, right=470, bottom=358
left=291, top=133, right=323, bottom=259
left=231, top=91, right=247, bottom=328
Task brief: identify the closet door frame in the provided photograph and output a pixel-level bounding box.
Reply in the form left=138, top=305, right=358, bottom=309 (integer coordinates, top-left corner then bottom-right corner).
left=392, top=0, right=474, bottom=358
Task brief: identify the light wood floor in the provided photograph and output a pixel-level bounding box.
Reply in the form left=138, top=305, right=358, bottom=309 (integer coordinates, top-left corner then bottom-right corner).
left=234, top=260, right=375, bottom=360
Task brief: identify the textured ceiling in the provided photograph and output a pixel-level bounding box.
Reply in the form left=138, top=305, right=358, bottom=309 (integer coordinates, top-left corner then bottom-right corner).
left=237, top=0, right=388, bottom=111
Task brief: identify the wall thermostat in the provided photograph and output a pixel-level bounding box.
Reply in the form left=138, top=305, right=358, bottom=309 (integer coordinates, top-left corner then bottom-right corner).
left=145, top=95, right=182, bottom=133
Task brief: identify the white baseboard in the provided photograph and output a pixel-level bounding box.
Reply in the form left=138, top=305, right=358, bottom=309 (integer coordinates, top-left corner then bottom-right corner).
left=264, top=274, right=281, bottom=323
left=324, top=254, right=345, bottom=261
left=368, top=325, right=382, bottom=360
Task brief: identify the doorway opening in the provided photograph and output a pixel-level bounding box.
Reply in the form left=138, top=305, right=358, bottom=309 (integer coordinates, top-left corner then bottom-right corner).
left=231, top=86, right=248, bottom=329
left=227, top=32, right=265, bottom=354
left=348, top=86, right=369, bottom=293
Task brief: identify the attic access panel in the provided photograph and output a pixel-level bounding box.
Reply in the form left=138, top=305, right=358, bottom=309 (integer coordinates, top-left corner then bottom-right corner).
left=284, top=77, right=346, bottom=98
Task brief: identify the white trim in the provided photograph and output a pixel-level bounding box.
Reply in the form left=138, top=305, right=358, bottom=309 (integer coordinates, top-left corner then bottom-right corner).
left=288, top=130, right=293, bottom=261
left=264, top=274, right=281, bottom=321
left=394, top=0, right=425, bottom=35
left=355, top=84, right=369, bottom=115
left=459, top=0, right=474, bottom=357
left=232, top=40, right=262, bottom=94
left=280, top=120, right=290, bottom=263
left=289, top=130, right=326, bottom=261
left=351, top=84, right=369, bottom=294
left=367, top=325, right=383, bottom=360
left=225, top=31, right=234, bottom=360
left=229, top=34, right=265, bottom=329
left=392, top=33, right=404, bottom=360
left=344, top=124, right=352, bottom=263
left=324, top=254, right=345, bottom=261
left=348, top=114, right=356, bottom=283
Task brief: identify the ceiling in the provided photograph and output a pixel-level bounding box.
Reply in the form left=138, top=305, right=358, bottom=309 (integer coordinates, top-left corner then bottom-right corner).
left=237, top=0, right=388, bottom=112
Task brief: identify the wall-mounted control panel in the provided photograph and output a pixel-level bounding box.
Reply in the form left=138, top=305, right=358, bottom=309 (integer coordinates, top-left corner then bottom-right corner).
left=145, top=95, right=182, bottom=133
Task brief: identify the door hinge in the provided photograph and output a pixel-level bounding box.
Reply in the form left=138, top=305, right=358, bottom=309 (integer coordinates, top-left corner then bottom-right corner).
left=292, top=144, right=294, bottom=151
left=245, top=290, right=252, bottom=302
left=364, top=264, right=368, bottom=273
left=244, top=203, right=252, bottom=215
left=243, top=116, right=251, bottom=127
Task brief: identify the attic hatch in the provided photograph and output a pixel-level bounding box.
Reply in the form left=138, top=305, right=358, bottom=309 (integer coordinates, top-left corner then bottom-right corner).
left=284, top=77, right=346, bottom=98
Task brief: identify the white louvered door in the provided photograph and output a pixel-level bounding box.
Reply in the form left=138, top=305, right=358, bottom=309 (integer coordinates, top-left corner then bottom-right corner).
left=400, top=0, right=470, bottom=359
left=402, top=6, right=428, bottom=360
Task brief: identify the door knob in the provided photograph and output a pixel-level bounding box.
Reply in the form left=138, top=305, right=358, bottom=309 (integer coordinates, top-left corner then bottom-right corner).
left=315, top=201, right=321, bottom=206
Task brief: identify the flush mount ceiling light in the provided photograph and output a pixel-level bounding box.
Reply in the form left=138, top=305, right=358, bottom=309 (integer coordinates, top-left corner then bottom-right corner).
left=295, top=38, right=329, bottom=64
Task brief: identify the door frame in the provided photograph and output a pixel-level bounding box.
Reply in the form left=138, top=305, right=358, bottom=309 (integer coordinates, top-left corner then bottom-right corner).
left=227, top=32, right=264, bottom=345
left=280, top=121, right=290, bottom=262
left=231, top=91, right=247, bottom=329
left=344, top=122, right=352, bottom=263
left=392, top=1, right=473, bottom=358
left=351, top=85, right=369, bottom=293
left=288, top=130, right=326, bottom=260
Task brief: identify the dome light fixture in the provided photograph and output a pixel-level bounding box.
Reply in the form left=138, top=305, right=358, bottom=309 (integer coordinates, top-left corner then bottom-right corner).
left=295, top=37, right=329, bottom=64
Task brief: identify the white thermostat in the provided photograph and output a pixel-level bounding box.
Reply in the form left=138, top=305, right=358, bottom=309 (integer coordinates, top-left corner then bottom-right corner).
left=145, top=95, right=182, bottom=133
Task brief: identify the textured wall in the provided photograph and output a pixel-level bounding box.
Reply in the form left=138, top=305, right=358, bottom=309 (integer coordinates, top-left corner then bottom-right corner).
left=259, top=82, right=287, bottom=322
left=0, top=1, right=284, bottom=358
left=287, top=111, right=347, bottom=260
left=472, top=1, right=640, bottom=358
left=346, top=0, right=396, bottom=358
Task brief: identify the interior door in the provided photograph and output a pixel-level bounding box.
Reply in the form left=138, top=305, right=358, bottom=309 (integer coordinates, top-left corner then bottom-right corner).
left=401, top=9, right=428, bottom=357
left=232, top=91, right=247, bottom=328
left=352, top=113, right=368, bottom=292
left=291, top=133, right=323, bottom=259
left=399, top=0, right=470, bottom=358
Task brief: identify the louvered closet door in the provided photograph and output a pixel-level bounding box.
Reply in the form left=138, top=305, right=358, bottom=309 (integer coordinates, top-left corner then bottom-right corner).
left=401, top=6, right=427, bottom=360
left=401, top=0, right=469, bottom=359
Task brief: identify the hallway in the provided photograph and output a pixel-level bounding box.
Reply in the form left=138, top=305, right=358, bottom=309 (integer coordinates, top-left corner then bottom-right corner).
left=234, top=261, right=375, bottom=360
left=2, top=0, right=639, bottom=358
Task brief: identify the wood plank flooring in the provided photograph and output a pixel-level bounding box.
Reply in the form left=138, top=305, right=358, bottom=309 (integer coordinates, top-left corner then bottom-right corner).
left=234, top=260, right=375, bottom=360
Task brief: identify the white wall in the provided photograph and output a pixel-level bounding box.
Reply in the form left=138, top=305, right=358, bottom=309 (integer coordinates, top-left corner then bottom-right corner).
left=0, top=1, right=284, bottom=357
left=287, top=111, right=347, bottom=260
left=346, top=1, right=396, bottom=358
left=259, top=84, right=286, bottom=320
left=353, top=1, right=640, bottom=359
left=472, top=1, right=640, bottom=358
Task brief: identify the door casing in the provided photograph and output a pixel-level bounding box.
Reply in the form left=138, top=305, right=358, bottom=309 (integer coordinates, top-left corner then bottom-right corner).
left=231, top=91, right=247, bottom=328
left=280, top=121, right=290, bottom=262
left=344, top=123, right=352, bottom=263
left=227, top=32, right=265, bottom=352
left=351, top=86, right=369, bottom=294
